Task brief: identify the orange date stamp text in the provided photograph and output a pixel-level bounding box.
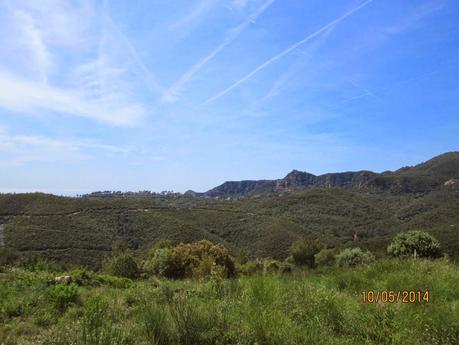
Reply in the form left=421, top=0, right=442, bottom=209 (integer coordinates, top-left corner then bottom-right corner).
left=360, top=290, right=429, bottom=303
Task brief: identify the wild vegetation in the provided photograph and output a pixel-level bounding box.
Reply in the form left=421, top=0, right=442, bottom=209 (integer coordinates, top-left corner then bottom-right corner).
left=1, top=152, right=458, bottom=343
left=0, top=152, right=458, bottom=268
left=0, top=186, right=458, bottom=269
left=1, top=235, right=459, bottom=344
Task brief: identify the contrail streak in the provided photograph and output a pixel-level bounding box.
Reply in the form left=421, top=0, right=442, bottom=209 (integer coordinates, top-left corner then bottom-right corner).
left=204, top=0, right=374, bottom=104
left=107, top=17, right=165, bottom=93
left=102, top=0, right=164, bottom=93
left=162, top=0, right=276, bottom=102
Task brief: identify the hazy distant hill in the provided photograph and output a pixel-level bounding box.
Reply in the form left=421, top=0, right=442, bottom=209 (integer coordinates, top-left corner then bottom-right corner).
left=0, top=152, right=458, bottom=268
left=201, top=152, right=459, bottom=197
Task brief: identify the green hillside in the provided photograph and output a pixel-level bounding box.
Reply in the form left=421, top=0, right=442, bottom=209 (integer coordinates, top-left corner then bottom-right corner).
left=1, top=153, right=459, bottom=345
left=1, top=187, right=458, bottom=268
left=1, top=152, right=458, bottom=268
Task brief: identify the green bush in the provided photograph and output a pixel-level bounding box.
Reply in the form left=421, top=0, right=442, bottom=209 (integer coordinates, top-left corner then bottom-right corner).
left=173, top=240, right=236, bottom=279
left=314, top=248, right=338, bottom=267
left=335, top=248, right=374, bottom=267
left=46, top=283, right=79, bottom=312
left=143, top=247, right=176, bottom=278
left=68, top=268, right=93, bottom=286
left=257, top=259, right=293, bottom=275
left=1, top=298, right=24, bottom=319
left=192, top=254, right=222, bottom=279
left=145, top=240, right=235, bottom=279
left=142, top=239, right=175, bottom=276
left=289, top=237, right=321, bottom=267
left=95, top=274, right=132, bottom=288
left=149, top=239, right=173, bottom=254
left=105, top=254, right=139, bottom=279
left=237, top=259, right=264, bottom=276
left=387, top=230, right=442, bottom=258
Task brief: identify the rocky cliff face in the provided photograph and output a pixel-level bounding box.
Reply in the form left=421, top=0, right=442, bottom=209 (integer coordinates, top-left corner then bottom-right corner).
left=204, top=170, right=378, bottom=197
left=205, top=170, right=379, bottom=197
left=205, top=180, right=276, bottom=197
left=277, top=170, right=316, bottom=189
left=277, top=170, right=377, bottom=190
left=202, top=152, right=459, bottom=197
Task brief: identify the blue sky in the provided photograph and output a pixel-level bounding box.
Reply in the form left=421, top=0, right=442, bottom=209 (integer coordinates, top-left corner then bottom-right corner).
left=0, top=0, right=458, bottom=194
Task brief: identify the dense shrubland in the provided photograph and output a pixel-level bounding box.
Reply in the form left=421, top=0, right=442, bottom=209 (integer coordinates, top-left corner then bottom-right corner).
left=1, top=231, right=458, bottom=344
left=2, top=186, right=458, bottom=269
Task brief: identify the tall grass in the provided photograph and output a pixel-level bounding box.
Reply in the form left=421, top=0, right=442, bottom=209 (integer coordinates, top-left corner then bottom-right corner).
left=141, top=303, right=175, bottom=345
left=2, top=258, right=459, bottom=344
left=44, top=297, right=133, bottom=345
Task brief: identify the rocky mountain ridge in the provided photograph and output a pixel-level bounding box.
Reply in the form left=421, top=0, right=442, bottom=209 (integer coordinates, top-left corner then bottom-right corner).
left=200, top=152, right=459, bottom=197
left=83, top=152, right=459, bottom=199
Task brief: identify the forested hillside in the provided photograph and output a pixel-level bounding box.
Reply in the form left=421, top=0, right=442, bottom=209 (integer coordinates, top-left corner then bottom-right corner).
left=0, top=189, right=457, bottom=268
left=0, top=152, right=457, bottom=268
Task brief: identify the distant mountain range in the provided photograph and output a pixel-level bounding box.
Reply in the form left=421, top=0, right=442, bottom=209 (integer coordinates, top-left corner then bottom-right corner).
left=1, top=151, right=458, bottom=267
left=82, top=152, right=459, bottom=199
left=187, top=152, right=459, bottom=197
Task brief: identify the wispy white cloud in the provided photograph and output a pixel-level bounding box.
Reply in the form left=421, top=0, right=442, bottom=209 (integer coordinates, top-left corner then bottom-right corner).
left=103, top=14, right=164, bottom=95
left=170, top=0, right=214, bottom=29
left=204, top=0, right=374, bottom=104
left=162, top=0, right=276, bottom=103
left=0, top=70, right=145, bottom=126
left=0, top=0, right=155, bottom=126
left=337, top=66, right=452, bottom=105
left=231, top=0, right=250, bottom=11
left=259, top=27, right=335, bottom=103
left=0, top=128, right=130, bottom=166
left=344, top=79, right=378, bottom=101
left=12, top=10, right=51, bottom=82
left=384, top=1, right=445, bottom=35
left=2, top=0, right=94, bottom=81
left=5, top=0, right=94, bottom=45
left=333, top=1, right=448, bottom=107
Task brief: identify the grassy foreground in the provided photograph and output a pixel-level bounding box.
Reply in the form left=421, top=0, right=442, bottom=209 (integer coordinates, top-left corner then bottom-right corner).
left=1, top=258, right=459, bottom=345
